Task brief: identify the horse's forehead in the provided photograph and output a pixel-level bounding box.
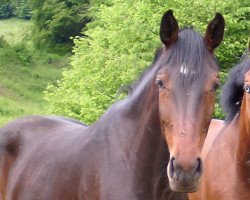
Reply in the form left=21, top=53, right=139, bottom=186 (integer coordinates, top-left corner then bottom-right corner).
left=161, top=64, right=207, bottom=84
left=180, top=64, right=197, bottom=75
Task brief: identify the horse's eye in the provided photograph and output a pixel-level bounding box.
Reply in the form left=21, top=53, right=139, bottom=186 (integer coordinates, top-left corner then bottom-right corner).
left=244, top=85, right=250, bottom=94
left=156, top=79, right=165, bottom=88
left=211, top=83, right=220, bottom=92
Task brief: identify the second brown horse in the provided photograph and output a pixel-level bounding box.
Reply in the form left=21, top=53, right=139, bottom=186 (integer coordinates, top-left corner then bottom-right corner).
left=189, top=44, right=250, bottom=200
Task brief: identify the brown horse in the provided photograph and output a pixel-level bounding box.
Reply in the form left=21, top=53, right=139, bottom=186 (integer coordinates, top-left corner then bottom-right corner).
left=0, top=10, right=225, bottom=200
left=189, top=44, right=250, bottom=200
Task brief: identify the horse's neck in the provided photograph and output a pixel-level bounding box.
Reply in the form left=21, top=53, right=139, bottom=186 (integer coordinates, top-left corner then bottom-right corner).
left=92, top=80, right=187, bottom=199
left=132, top=104, right=167, bottom=199
left=107, top=82, right=169, bottom=198
left=237, top=97, right=250, bottom=183
left=126, top=86, right=178, bottom=199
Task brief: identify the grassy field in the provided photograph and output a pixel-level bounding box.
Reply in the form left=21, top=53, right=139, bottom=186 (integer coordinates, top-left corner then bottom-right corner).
left=0, top=18, right=69, bottom=126
left=0, top=18, right=32, bottom=44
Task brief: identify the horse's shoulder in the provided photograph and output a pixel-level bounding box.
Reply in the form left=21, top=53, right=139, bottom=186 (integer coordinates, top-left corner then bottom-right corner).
left=203, top=119, right=238, bottom=164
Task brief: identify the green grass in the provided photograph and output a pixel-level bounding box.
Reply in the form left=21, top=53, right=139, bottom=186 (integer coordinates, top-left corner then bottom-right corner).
left=0, top=18, right=69, bottom=126
left=0, top=18, right=32, bottom=45
left=0, top=96, right=42, bottom=126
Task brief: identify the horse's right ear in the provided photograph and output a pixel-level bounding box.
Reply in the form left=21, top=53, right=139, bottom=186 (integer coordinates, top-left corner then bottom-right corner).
left=205, top=13, right=225, bottom=52
left=160, top=10, right=179, bottom=47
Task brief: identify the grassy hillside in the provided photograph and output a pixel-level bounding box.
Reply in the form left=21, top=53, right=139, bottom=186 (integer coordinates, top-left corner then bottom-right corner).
left=0, top=19, right=68, bottom=126
left=0, top=18, right=32, bottom=44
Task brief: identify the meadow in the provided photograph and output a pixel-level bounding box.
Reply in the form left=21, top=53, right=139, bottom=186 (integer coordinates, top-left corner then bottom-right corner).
left=0, top=18, right=68, bottom=126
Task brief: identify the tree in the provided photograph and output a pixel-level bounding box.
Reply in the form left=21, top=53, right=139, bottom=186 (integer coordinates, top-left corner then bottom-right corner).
left=0, top=0, right=31, bottom=19
left=45, top=0, right=249, bottom=123
left=0, top=0, right=13, bottom=18
left=30, top=0, right=90, bottom=53
left=11, top=0, right=31, bottom=19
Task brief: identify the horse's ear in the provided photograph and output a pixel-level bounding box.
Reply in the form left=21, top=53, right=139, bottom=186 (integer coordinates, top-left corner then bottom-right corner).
left=160, top=10, right=179, bottom=47
left=205, top=13, right=225, bottom=52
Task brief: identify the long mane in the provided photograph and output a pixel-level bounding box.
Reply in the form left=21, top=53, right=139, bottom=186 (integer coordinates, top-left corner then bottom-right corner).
left=221, top=55, right=250, bottom=122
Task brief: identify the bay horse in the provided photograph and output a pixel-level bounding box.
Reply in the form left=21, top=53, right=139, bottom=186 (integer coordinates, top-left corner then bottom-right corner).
left=0, top=10, right=225, bottom=200
left=189, top=43, right=250, bottom=200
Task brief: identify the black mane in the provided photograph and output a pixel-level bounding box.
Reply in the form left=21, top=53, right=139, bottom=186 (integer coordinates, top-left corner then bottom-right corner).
left=221, top=55, right=250, bottom=122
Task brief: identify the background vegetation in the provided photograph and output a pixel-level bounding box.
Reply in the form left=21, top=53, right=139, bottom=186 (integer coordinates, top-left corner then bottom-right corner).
left=0, top=0, right=31, bottom=19
left=45, top=0, right=249, bottom=124
left=0, top=0, right=90, bottom=53
left=31, top=0, right=90, bottom=53
left=0, top=19, right=68, bottom=125
left=0, top=0, right=91, bottom=125
left=0, top=0, right=249, bottom=126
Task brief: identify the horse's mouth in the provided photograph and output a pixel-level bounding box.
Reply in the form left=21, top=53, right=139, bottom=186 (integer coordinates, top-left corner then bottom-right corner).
left=169, top=178, right=200, bottom=193
left=169, top=183, right=198, bottom=193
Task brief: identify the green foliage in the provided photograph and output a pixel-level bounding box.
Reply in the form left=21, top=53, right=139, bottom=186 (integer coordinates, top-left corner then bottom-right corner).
left=0, top=36, right=18, bottom=63
left=11, top=0, right=31, bottom=19
left=0, top=36, right=32, bottom=66
left=31, top=0, right=90, bottom=53
left=213, top=71, right=229, bottom=119
left=0, top=0, right=12, bottom=18
left=0, top=0, right=31, bottom=19
left=45, top=0, right=249, bottom=124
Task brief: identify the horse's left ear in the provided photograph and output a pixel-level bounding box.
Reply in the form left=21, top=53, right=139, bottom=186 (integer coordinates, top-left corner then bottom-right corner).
left=160, top=10, right=179, bottom=47
left=205, top=13, right=225, bottom=52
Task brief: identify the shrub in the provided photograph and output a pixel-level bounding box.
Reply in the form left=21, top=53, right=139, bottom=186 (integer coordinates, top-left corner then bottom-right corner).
left=45, top=0, right=249, bottom=123
left=0, top=0, right=12, bottom=18
left=31, top=0, right=90, bottom=53
left=0, top=0, right=31, bottom=19
left=11, top=0, right=31, bottom=19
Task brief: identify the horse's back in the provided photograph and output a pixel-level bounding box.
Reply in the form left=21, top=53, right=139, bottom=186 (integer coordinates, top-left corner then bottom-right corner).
left=0, top=115, right=88, bottom=160
left=0, top=115, right=90, bottom=200
left=0, top=115, right=139, bottom=200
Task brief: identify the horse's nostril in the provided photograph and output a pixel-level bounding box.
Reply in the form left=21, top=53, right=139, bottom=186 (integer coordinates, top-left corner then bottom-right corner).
left=169, top=157, right=175, bottom=178
left=195, top=158, right=203, bottom=174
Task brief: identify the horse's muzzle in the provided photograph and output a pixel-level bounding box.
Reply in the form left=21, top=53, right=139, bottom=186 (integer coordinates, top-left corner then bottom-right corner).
left=167, top=156, right=203, bottom=192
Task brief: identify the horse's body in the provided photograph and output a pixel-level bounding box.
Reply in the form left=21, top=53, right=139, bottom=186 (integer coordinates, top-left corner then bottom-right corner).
left=189, top=45, right=250, bottom=200
left=1, top=114, right=165, bottom=199
left=0, top=10, right=225, bottom=200
left=0, top=107, right=185, bottom=200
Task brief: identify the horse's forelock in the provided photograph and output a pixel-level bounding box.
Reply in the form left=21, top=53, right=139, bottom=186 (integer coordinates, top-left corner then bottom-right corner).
left=127, top=28, right=213, bottom=99
left=161, top=28, right=213, bottom=88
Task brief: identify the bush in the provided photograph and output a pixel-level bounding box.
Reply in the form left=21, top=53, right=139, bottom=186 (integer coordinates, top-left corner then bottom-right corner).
left=45, top=0, right=249, bottom=123
left=11, top=0, right=31, bottom=19
left=0, top=0, right=31, bottom=19
left=0, top=0, right=12, bottom=18
left=0, top=36, right=17, bottom=62
left=0, top=36, right=33, bottom=66
left=31, top=0, right=90, bottom=53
